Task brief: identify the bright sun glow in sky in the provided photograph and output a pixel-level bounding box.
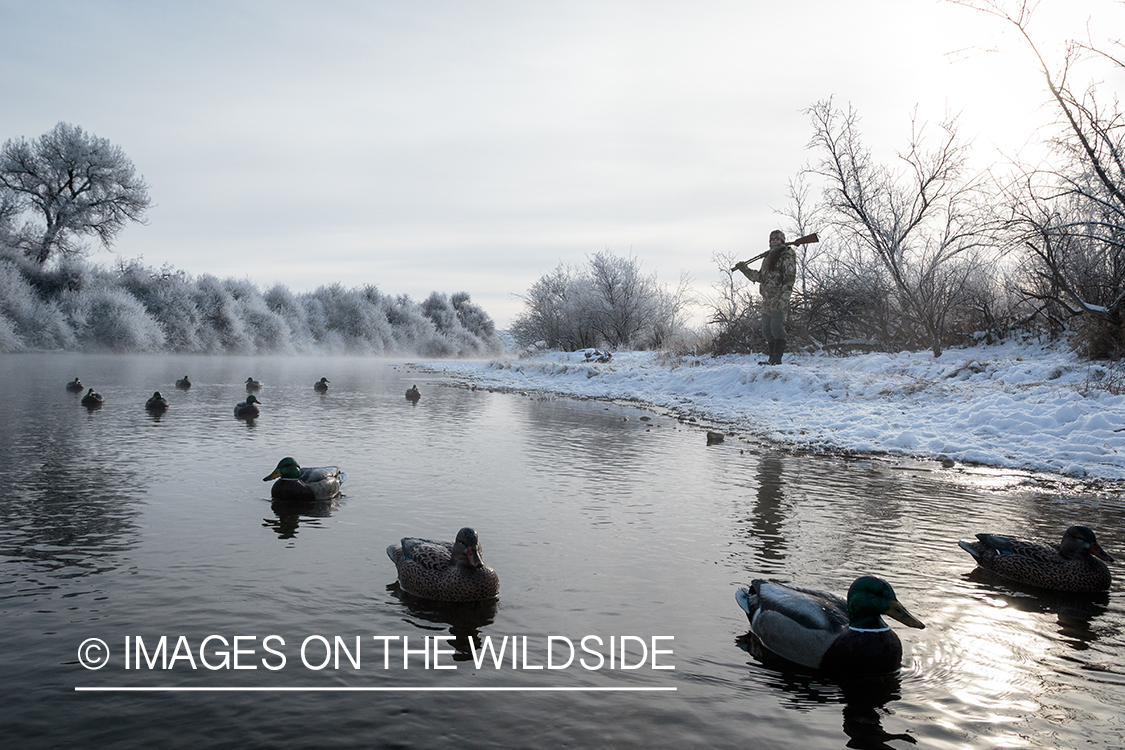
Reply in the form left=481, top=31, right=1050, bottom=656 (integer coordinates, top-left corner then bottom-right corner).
left=3, top=0, right=1123, bottom=328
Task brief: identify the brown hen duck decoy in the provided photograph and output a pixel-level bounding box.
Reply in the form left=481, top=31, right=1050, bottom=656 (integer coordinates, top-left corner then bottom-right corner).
left=958, top=525, right=1113, bottom=592
left=387, top=527, right=499, bottom=602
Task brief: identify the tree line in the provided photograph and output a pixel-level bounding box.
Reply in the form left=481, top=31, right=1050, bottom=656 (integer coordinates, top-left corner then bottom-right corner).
left=0, top=247, right=503, bottom=355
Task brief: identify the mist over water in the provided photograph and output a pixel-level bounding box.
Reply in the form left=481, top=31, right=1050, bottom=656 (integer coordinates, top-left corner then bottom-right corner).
left=1, top=353, right=1123, bottom=749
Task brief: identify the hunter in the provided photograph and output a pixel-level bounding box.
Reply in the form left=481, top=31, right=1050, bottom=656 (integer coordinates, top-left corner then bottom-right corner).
left=733, top=229, right=797, bottom=365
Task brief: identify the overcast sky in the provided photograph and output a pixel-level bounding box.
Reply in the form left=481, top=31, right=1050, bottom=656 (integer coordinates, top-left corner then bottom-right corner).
left=3, top=0, right=1122, bottom=328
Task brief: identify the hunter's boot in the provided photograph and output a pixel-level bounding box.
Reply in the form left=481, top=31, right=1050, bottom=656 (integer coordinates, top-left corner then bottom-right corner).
left=758, top=340, right=774, bottom=365
left=769, top=339, right=786, bottom=365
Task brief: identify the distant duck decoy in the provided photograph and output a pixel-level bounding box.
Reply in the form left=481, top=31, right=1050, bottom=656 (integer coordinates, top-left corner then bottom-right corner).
left=387, top=527, right=500, bottom=602
left=405, top=384, right=421, bottom=402
left=958, top=525, right=1114, bottom=592
left=736, top=576, right=925, bottom=674
left=234, top=393, right=261, bottom=418
left=175, top=376, right=191, bottom=390
left=145, top=391, right=169, bottom=412
left=245, top=377, right=262, bottom=392
left=65, top=378, right=83, bottom=393
left=263, top=456, right=346, bottom=501
left=314, top=377, right=330, bottom=393
left=80, top=388, right=105, bottom=408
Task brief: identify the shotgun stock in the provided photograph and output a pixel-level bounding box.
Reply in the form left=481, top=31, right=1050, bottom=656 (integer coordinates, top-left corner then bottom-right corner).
left=730, top=233, right=819, bottom=271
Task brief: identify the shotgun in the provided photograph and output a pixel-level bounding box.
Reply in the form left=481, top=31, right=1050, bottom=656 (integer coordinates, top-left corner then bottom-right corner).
left=730, top=232, right=819, bottom=271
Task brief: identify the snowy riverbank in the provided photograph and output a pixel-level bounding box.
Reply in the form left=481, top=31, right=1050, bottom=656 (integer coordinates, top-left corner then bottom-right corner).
left=419, top=340, right=1125, bottom=484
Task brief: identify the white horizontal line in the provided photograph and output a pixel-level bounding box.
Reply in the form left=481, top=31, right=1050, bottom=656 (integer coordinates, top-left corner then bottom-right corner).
left=76, top=686, right=677, bottom=693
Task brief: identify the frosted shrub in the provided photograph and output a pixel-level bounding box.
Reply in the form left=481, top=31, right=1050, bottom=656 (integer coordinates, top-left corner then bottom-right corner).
left=422, top=292, right=458, bottom=333
left=0, top=311, right=21, bottom=352
left=0, top=257, right=76, bottom=350
left=304, top=284, right=393, bottom=354
left=264, top=284, right=313, bottom=346
left=117, top=260, right=204, bottom=351
left=512, top=254, right=686, bottom=351
left=452, top=291, right=491, bottom=334
left=386, top=294, right=442, bottom=353
left=192, top=275, right=253, bottom=353
left=240, top=300, right=294, bottom=354
left=70, top=287, right=165, bottom=352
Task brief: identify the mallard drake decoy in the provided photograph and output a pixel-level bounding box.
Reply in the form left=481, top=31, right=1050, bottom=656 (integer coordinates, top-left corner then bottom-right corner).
left=65, top=378, right=83, bottom=393
left=387, top=527, right=500, bottom=602
left=314, top=377, right=330, bottom=393
left=958, top=525, right=1113, bottom=592
left=80, top=388, right=105, bottom=407
left=263, top=457, right=346, bottom=501
left=736, top=576, right=924, bottom=674
left=405, top=385, right=421, bottom=401
left=145, top=391, right=169, bottom=411
left=175, top=376, right=191, bottom=390
left=234, top=393, right=261, bottom=418
left=245, top=377, right=262, bottom=392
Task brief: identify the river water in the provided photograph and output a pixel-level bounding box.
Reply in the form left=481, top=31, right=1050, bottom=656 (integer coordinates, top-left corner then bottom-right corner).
left=0, top=353, right=1122, bottom=749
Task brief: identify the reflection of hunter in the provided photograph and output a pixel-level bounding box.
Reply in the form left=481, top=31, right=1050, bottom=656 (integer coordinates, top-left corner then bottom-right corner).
left=731, top=230, right=817, bottom=365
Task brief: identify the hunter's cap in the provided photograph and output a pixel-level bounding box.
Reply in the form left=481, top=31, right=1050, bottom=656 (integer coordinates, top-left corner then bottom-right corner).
left=769, top=230, right=786, bottom=245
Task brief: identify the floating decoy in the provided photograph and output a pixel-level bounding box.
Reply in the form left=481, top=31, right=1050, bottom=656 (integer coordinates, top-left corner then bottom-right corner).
left=314, top=377, right=330, bottom=393
left=387, top=527, right=500, bottom=602
left=405, top=384, right=421, bottom=402
left=145, top=391, right=169, bottom=412
left=262, top=457, right=346, bottom=501
left=245, top=377, right=262, bottom=392
left=80, top=388, right=105, bottom=408
left=66, top=378, right=83, bottom=393
left=735, top=576, right=924, bottom=674
left=175, top=376, right=191, bottom=390
left=958, top=525, right=1113, bottom=592
left=234, top=393, right=261, bottom=418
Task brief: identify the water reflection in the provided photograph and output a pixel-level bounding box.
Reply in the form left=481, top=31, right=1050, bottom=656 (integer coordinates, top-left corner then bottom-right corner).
left=263, top=498, right=337, bottom=539
left=963, top=569, right=1110, bottom=650
left=386, top=585, right=498, bottom=661
left=0, top=408, right=144, bottom=587
left=736, top=634, right=916, bottom=749
left=750, top=454, right=788, bottom=563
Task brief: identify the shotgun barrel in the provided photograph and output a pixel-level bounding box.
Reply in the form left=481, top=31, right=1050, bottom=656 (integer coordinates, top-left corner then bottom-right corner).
left=730, top=232, right=819, bottom=271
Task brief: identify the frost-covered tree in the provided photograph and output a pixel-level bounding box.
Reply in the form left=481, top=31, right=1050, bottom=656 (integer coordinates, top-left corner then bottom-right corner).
left=805, top=100, right=993, bottom=356
left=0, top=245, right=504, bottom=355
left=512, top=252, right=689, bottom=351
left=952, top=1, right=1125, bottom=358
left=0, top=122, right=150, bottom=264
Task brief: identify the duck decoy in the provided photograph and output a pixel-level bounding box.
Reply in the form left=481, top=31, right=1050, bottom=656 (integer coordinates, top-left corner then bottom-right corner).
left=735, top=576, right=924, bottom=674
left=314, top=377, right=330, bottom=393
left=234, top=393, right=261, bottom=418
left=387, top=527, right=500, bottom=602
left=405, top=384, right=421, bottom=402
left=175, top=376, right=191, bottom=390
left=145, top=391, right=169, bottom=412
left=65, top=378, right=83, bottom=393
left=80, top=388, right=105, bottom=408
left=245, top=377, right=262, bottom=392
left=263, top=457, right=346, bottom=501
left=958, top=525, right=1114, bottom=592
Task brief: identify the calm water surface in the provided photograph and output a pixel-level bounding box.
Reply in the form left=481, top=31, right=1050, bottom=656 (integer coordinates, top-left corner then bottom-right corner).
left=1, top=353, right=1123, bottom=749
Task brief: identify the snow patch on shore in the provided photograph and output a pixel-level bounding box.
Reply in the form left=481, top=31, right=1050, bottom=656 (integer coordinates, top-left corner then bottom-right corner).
left=419, top=341, right=1125, bottom=482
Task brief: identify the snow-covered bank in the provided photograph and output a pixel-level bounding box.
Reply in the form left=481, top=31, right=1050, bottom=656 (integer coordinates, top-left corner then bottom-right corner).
left=419, top=341, right=1125, bottom=483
